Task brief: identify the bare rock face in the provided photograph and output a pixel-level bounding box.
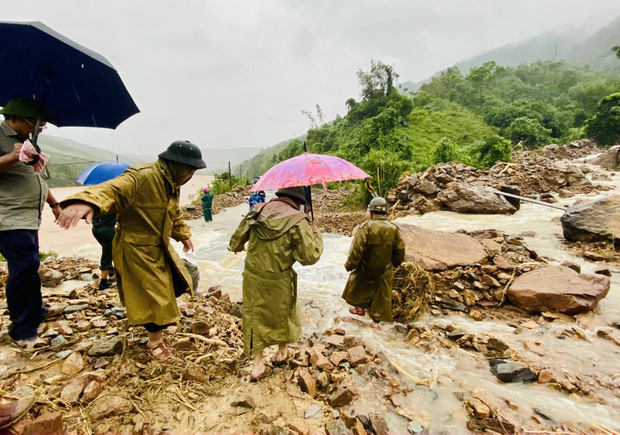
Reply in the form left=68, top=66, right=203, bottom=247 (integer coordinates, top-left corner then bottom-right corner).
left=561, top=195, right=620, bottom=244
left=436, top=184, right=517, bottom=214
left=399, top=224, right=488, bottom=271
left=593, top=145, right=620, bottom=170
left=507, top=266, right=610, bottom=314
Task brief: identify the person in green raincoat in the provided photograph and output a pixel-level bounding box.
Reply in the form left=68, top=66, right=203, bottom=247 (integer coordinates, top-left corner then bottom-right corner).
left=201, top=187, right=213, bottom=222
left=342, top=196, right=405, bottom=330
left=57, top=141, right=206, bottom=358
left=229, top=186, right=323, bottom=380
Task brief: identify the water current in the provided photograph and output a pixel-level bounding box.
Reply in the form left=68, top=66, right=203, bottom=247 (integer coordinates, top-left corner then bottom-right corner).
left=184, top=157, right=620, bottom=433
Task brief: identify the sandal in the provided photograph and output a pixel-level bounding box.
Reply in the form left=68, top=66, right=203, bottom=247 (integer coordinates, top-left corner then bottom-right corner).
left=250, top=365, right=272, bottom=383
left=349, top=307, right=365, bottom=316
left=146, top=342, right=173, bottom=360
left=272, top=348, right=294, bottom=366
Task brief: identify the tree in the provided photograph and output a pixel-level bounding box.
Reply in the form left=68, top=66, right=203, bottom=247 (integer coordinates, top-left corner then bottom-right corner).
left=476, top=135, right=512, bottom=168
left=432, top=138, right=461, bottom=164
left=613, top=45, right=620, bottom=59
left=585, top=92, right=620, bottom=146
left=357, top=60, right=399, bottom=101
left=505, top=117, right=553, bottom=147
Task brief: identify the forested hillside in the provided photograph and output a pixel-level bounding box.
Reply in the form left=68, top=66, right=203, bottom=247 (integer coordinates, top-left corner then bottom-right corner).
left=241, top=56, right=620, bottom=198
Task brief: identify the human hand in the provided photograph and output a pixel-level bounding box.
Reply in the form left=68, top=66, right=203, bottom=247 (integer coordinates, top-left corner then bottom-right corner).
left=51, top=204, right=62, bottom=221
left=182, top=238, right=194, bottom=253
left=10, top=143, right=23, bottom=161
left=57, top=204, right=95, bottom=229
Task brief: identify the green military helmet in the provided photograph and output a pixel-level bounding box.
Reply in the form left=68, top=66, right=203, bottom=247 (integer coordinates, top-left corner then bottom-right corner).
left=0, top=98, right=54, bottom=123
left=368, top=196, right=387, bottom=214
left=158, top=140, right=206, bottom=169
left=275, top=186, right=306, bottom=204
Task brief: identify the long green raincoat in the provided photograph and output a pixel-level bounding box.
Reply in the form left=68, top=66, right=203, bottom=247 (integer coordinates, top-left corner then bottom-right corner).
left=201, top=192, right=213, bottom=222
left=228, top=198, right=323, bottom=356
left=342, top=215, right=406, bottom=322
left=61, top=159, right=193, bottom=326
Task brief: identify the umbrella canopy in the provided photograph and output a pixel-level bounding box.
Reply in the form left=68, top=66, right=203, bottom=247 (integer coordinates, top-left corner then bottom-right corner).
left=0, top=21, right=139, bottom=129
left=251, top=153, right=370, bottom=192
left=76, top=161, right=130, bottom=186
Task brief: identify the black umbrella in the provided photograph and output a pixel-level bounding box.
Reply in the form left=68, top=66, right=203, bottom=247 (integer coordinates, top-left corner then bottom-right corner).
left=0, top=21, right=139, bottom=132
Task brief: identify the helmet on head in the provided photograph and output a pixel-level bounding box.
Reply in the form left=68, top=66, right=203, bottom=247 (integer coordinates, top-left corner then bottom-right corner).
left=203, top=187, right=209, bottom=193
left=258, top=191, right=265, bottom=198
left=158, top=140, right=206, bottom=169
left=368, top=196, right=387, bottom=214
left=0, top=98, right=54, bottom=123
left=275, top=187, right=306, bottom=205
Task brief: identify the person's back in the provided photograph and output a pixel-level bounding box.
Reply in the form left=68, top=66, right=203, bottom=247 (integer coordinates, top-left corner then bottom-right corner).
left=346, top=217, right=402, bottom=277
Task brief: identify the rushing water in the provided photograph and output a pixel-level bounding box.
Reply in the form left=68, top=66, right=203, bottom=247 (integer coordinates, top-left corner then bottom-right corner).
left=184, top=161, right=620, bottom=433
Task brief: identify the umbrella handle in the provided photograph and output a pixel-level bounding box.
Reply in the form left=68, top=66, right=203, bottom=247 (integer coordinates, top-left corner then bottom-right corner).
left=303, top=186, right=314, bottom=221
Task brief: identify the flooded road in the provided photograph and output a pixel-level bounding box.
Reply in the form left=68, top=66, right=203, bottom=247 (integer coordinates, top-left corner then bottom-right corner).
left=183, top=165, right=620, bottom=433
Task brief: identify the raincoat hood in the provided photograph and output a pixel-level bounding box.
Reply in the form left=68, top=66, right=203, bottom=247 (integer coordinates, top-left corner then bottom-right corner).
left=250, top=198, right=307, bottom=241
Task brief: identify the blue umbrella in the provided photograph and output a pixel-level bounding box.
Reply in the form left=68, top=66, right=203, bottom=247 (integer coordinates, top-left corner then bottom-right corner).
left=77, top=161, right=131, bottom=186
left=0, top=21, right=139, bottom=130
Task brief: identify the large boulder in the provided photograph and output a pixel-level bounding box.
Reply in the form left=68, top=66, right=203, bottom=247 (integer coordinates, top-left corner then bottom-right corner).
left=507, top=265, right=610, bottom=314
left=560, top=195, right=620, bottom=243
left=592, top=145, right=620, bottom=171
left=436, top=184, right=517, bottom=214
left=398, top=224, right=488, bottom=271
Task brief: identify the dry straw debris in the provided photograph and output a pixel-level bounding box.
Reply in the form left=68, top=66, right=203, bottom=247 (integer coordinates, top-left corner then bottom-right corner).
left=391, top=261, right=435, bottom=323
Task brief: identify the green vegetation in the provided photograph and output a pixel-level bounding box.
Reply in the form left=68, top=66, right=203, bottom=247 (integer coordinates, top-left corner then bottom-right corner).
left=210, top=172, right=249, bottom=195
left=240, top=56, right=619, bottom=203
left=0, top=251, right=56, bottom=262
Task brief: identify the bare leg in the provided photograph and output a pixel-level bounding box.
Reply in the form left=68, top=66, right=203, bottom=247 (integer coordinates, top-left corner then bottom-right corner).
left=251, top=349, right=265, bottom=379
left=147, top=331, right=164, bottom=349
left=370, top=321, right=381, bottom=330
left=273, top=343, right=288, bottom=362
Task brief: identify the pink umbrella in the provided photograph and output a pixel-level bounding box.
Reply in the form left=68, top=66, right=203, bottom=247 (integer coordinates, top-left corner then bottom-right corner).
left=251, top=153, right=370, bottom=192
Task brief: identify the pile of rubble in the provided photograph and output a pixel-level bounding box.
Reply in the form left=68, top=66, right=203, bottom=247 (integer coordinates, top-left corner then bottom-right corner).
left=388, top=141, right=613, bottom=217
left=182, top=188, right=248, bottom=220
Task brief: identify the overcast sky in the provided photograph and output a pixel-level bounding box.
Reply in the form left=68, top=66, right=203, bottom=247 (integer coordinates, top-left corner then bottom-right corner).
left=4, top=0, right=620, bottom=156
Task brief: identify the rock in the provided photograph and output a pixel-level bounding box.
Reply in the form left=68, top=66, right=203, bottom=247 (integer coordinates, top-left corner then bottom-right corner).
left=87, top=336, right=124, bottom=356
left=583, top=251, right=608, bottom=261
left=399, top=224, right=488, bottom=271
left=413, top=180, right=439, bottom=196
left=592, top=145, right=620, bottom=170
left=182, top=258, right=200, bottom=291
left=328, top=386, right=356, bottom=407
left=39, top=267, right=64, bottom=287
left=50, top=335, right=68, bottom=347
left=369, top=414, right=390, bottom=435
left=407, top=421, right=424, bottom=434
left=558, top=188, right=574, bottom=198
left=61, top=352, right=84, bottom=375
left=437, top=184, right=517, bottom=214
left=537, top=369, right=556, bottom=384
left=316, top=372, right=329, bottom=389
left=82, top=381, right=102, bottom=402
left=231, top=397, right=256, bottom=409
left=330, top=351, right=349, bottom=366
left=89, top=395, right=133, bottom=419
left=507, top=266, right=610, bottom=314
left=63, top=304, right=89, bottom=314
left=346, top=346, right=367, bottom=367
left=190, top=320, right=211, bottom=335
left=480, top=417, right=516, bottom=435
left=326, top=334, right=345, bottom=349
left=492, top=255, right=513, bottom=270
left=172, top=339, right=197, bottom=352
left=595, top=268, right=612, bottom=277
left=183, top=364, right=207, bottom=383
left=440, top=297, right=467, bottom=312
left=60, top=378, right=86, bottom=403
left=325, top=419, right=352, bottom=435
left=561, top=195, right=620, bottom=243
left=353, top=419, right=368, bottom=435
left=560, top=261, right=581, bottom=273
left=22, top=411, right=64, bottom=435
left=304, top=404, right=321, bottom=419
left=468, top=397, right=491, bottom=419
left=481, top=274, right=501, bottom=287
left=489, top=359, right=537, bottom=383
left=103, top=306, right=126, bottom=319
left=298, top=370, right=317, bottom=398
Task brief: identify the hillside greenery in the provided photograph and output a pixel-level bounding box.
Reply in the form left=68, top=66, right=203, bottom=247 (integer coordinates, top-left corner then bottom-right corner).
left=240, top=58, right=619, bottom=200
